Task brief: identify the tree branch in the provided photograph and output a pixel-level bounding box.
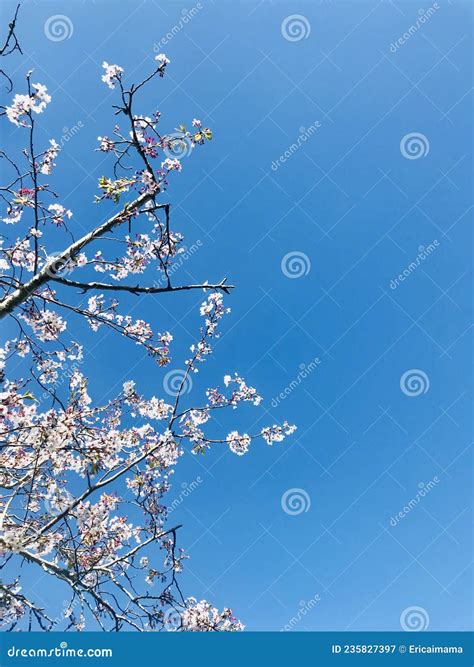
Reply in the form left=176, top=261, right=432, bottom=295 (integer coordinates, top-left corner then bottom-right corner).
left=50, top=276, right=234, bottom=295
left=0, top=4, right=22, bottom=92
left=0, top=192, right=155, bottom=319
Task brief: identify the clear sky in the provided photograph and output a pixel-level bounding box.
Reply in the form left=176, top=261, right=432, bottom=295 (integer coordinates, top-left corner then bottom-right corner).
left=1, top=0, right=472, bottom=632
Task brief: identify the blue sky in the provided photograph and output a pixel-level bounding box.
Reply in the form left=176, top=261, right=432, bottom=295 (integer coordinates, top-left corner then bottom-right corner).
left=1, top=0, right=472, bottom=632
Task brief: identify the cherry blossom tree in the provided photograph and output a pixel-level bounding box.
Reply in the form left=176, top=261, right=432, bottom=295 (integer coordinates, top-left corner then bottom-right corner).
left=0, top=9, right=295, bottom=632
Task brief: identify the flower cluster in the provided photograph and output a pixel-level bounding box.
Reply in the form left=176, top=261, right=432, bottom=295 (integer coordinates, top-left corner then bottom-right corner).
left=48, top=203, right=73, bottom=225
left=180, top=598, right=244, bottom=632
left=20, top=306, right=67, bottom=342
left=39, top=139, right=60, bottom=175
left=226, top=431, right=251, bottom=456
left=5, top=83, right=51, bottom=126
left=101, top=62, right=124, bottom=89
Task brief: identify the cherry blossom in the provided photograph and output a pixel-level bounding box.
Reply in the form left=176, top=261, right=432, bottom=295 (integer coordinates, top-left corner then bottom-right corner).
left=179, top=598, right=244, bottom=631
left=0, top=34, right=296, bottom=632
left=2, top=206, right=22, bottom=224
left=161, top=157, right=182, bottom=172
left=4, top=83, right=51, bottom=126
left=39, top=139, right=60, bottom=174
left=227, top=431, right=251, bottom=456
left=101, top=62, right=123, bottom=89
left=47, top=203, right=73, bottom=225
left=155, top=53, right=170, bottom=66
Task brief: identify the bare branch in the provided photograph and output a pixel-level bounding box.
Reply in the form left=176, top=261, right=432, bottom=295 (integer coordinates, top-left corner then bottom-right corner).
left=50, top=276, right=234, bottom=295
left=0, top=4, right=22, bottom=92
